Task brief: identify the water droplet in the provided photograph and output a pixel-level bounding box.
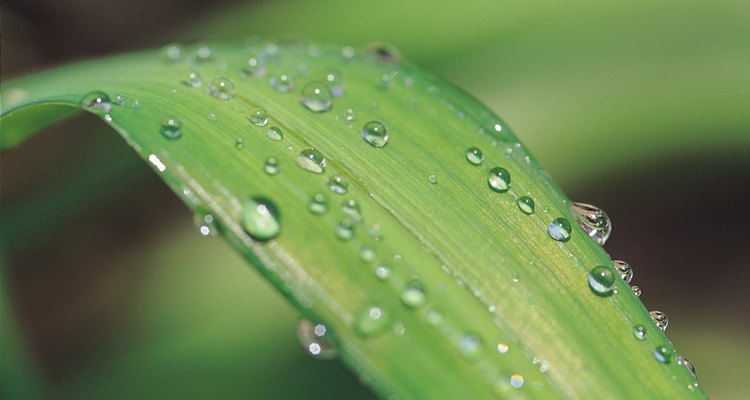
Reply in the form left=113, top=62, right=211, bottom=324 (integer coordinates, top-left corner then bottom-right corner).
left=361, top=121, right=389, bottom=148
left=261, top=127, right=281, bottom=141
left=335, top=220, right=355, bottom=240
left=132, top=100, right=141, bottom=110
left=355, top=305, right=391, bottom=336
left=327, top=175, right=348, bottom=194
left=344, top=108, right=357, bottom=121
left=208, top=113, right=217, bottom=122
left=496, top=343, right=510, bottom=354
left=308, top=194, right=329, bottom=215
left=297, top=320, right=337, bottom=359
left=235, top=138, right=244, bottom=149
left=613, top=260, right=633, bottom=283
left=208, top=77, right=235, bottom=100
left=428, top=174, right=438, bottom=184
left=571, top=202, right=612, bottom=246
left=588, top=266, right=616, bottom=297
left=81, top=91, right=112, bottom=114
left=517, top=196, right=535, bottom=215
left=366, top=43, right=401, bottom=63
left=547, top=218, right=572, bottom=242
left=465, top=147, right=484, bottom=165
left=181, top=70, right=203, bottom=88
left=163, top=44, right=182, bottom=62
left=487, top=167, right=511, bottom=192
left=509, top=374, right=525, bottom=389
left=632, top=285, right=642, bottom=297
left=676, top=356, right=697, bottom=379
left=193, top=213, right=219, bottom=236
left=633, top=325, right=647, bottom=340
left=247, top=107, right=269, bottom=126
left=649, top=311, right=669, bottom=332
left=240, top=197, right=281, bottom=241
left=194, top=45, right=212, bottom=63
left=160, top=116, right=182, bottom=140
left=300, top=81, right=333, bottom=112
left=263, top=158, right=280, bottom=175
left=401, top=282, right=427, bottom=308
left=342, top=199, right=362, bottom=220
left=654, top=344, right=674, bottom=364
left=359, top=245, right=377, bottom=263
left=375, top=264, right=391, bottom=280
left=270, top=73, right=296, bottom=92
left=296, top=148, right=326, bottom=174
left=458, top=334, right=482, bottom=358
left=322, top=68, right=345, bottom=97
left=113, top=95, right=125, bottom=106
left=242, top=57, right=266, bottom=77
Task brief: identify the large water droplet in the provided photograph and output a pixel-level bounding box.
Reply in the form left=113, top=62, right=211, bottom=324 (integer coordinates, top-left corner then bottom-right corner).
left=547, top=218, right=572, bottom=242
left=517, top=196, right=535, bottom=215
left=81, top=91, right=112, bottom=114
left=588, top=266, right=616, bottom=296
left=487, top=167, right=511, bottom=192
left=247, top=107, right=269, bottom=126
left=361, top=121, right=389, bottom=148
left=653, top=344, right=674, bottom=364
left=265, top=126, right=283, bottom=141
left=465, top=147, right=484, bottom=165
left=193, top=213, right=219, bottom=237
left=649, top=311, right=668, bottom=332
left=296, top=148, right=326, bottom=174
left=263, top=158, right=280, bottom=175
left=300, top=82, right=333, bottom=112
left=335, top=220, right=355, bottom=240
left=355, top=305, right=390, bottom=336
left=270, top=73, right=296, bottom=92
left=240, top=197, right=281, bottom=241
left=322, top=68, right=345, bottom=97
left=571, top=202, right=612, bottom=246
left=509, top=374, right=525, bottom=389
left=181, top=70, right=203, bottom=88
left=308, top=194, right=329, bottom=215
left=633, top=325, right=647, bottom=340
left=160, top=116, right=182, bottom=140
left=458, top=334, right=482, bottom=359
left=297, top=320, right=337, bottom=359
left=613, top=260, right=633, bottom=283
left=208, top=77, right=235, bottom=100
left=401, top=282, right=427, bottom=308
left=327, top=175, right=348, bottom=194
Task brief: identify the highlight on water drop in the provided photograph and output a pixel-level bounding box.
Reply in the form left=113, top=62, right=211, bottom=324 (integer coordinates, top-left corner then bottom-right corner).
left=361, top=121, right=389, bottom=148
left=587, top=265, right=616, bottom=297
left=81, top=90, right=112, bottom=114
left=296, top=147, right=327, bottom=174
left=240, top=197, right=281, bottom=241
left=160, top=116, right=182, bottom=140
left=208, top=77, right=235, bottom=100
left=300, top=81, right=333, bottom=112
left=487, top=167, right=511, bottom=192
left=297, top=320, right=337, bottom=360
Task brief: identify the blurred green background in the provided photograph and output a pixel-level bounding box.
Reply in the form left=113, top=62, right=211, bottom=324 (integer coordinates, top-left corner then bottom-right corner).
left=2, top=0, right=748, bottom=398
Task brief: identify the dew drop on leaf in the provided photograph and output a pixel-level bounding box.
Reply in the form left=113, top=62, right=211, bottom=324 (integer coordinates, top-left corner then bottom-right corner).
left=160, top=116, right=182, bottom=140
left=653, top=344, right=674, bottom=364
left=587, top=266, right=616, bottom=297
left=487, top=167, right=511, bottom=192
left=360, top=245, right=377, bottom=262
left=263, top=158, right=280, bottom=175
left=547, top=218, right=572, bottom=242
left=300, top=81, right=333, bottom=112
left=509, top=374, right=525, bottom=389
left=496, top=343, right=510, bottom=354
left=517, top=196, right=535, bottom=215
left=208, top=77, right=235, bottom=100
left=465, top=147, right=484, bottom=165
left=361, top=121, right=389, bottom=148
left=242, top=56, right=266, bottom=77
left=458, top=334, right=482, bottom=359
left=81, top=91, right=112, bottom=114
left=193, top=213, right=219, bottom=237
left=571, top=202, right=612, bottom=246
left=322, top=68, right=345, bottom=97
left=265, top=126, right=283, bottom=141
left=401, top=281, right=427, bottom=308
left=240, top=197, right=281, bottom=241
left=335, top=220, right=355, bottom=240
left=270, top=72, right=296, bottom=92
left=307, top=194, right=329, bottom=215
left=613, top=260, right=633, bottom=283
left=297, top=320, right=337, bottom=359
left=162, top=43, right=182, bottom=62
left=247, top=106, right=269, bottom=126
left=327, top=175, right=348, bottom=194
left=181, top=70, right=203, bottom=88
left=344, top=108, right=357, bottom=121
left=296, top=147, right=326, bottom=174
left=355, top=305, right=391, bottom=337
left=649, top=311, right=669, bottom=332
left=428, top=174, right=438, bottom=184
left=631, top=285, right=642, bottom=297
left=633, top=325, right=647, bottom=340
left=341, top=199, right=362, bottom=220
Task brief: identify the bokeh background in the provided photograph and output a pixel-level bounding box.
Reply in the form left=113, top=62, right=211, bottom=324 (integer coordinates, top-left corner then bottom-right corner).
left=2, top=0, right=749, bottom=398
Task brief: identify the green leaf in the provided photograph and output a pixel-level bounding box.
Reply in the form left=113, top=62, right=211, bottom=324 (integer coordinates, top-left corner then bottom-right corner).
left=0, top=40, right=705, bottom=399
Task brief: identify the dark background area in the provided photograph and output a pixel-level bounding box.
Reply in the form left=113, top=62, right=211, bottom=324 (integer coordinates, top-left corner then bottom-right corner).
left=2, top=0, right=749, bottom=398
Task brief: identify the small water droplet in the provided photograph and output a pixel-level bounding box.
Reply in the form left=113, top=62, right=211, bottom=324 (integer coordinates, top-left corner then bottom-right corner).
left=571, top=202, right=612, bottom=246
left=654, top=344, right=674, bottom=364
left=361, top=121, right=389, bottom=148
left=632, top=285, right=642, bottom=297
left=242, top=57, right=266, bottom=77
left=163, top=44, right=182, bottom=62
left=208, top=113, right=217, bottom=121
left=240, top=197, right=281, bottom=241
left=676, top=356, right=697, bottom=379
left=359, top=245, right=377, bottom=263
left=194, top=45, right=212, bottom=63
left=259, top=127, right=280, bottom=142
left=322, top=68, right=345, bottom=97
left=264, top=158, right=280, bottom=175
left=649, top=311, right=668, bottom=332
left=547, top=218, right=572, bottom=242
left=366, top=43, right=401, bottom=63
left=308, top=194, right=329, bottom=215
left=342, top=199, right=362, bottom=220
left=344, top=108, right=357, bottom=121
left=335, top=220, right=355, bottom=240
left=300, top=81, right=333, bottom=112
left=160, top=116, right=182, bottom=140
left=270, top=72, right=296, bottom=92
left=193, top=213, right=219, bottom=236
left=375, top=264, right=391, bottom=280
left=496, top=343, right=510, bottom=354
left=355, top=305, right=390, bottom=336
left=235, top=138, right=244, bottom=149
left=458, top=334, right=482, bottom=358
left=297, top=320, right=337, bottom=359
left=588, top=265, right=616, bottom=297
left=113, top=95, right=125, bottom=106
left=132, top=100, right=141, bottom=110
left=517, top=196, right=535, bottom=215
left=401, top=282, right=427, bottom=308
left=633, top=325, right=647, bottom=340
left=81, top=91, right=112, bottom=114
left=208, top=77, right=235, bottom=100
left=296, top=148, right=326, bottom=174
left=428, top=174, right=438, bottom=184
left=327, top=175, right=348, bottom=194
left=181, top=70, right=203, bottom=88
left=487, top=167, right=511, bottom=192
left=613, top=260, right=633, bottom=283
left=247, top=107, right=269, bottom=126
left=509, top=374, right=525, bottom=389
left=465, top=147, right=484, bottom=165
